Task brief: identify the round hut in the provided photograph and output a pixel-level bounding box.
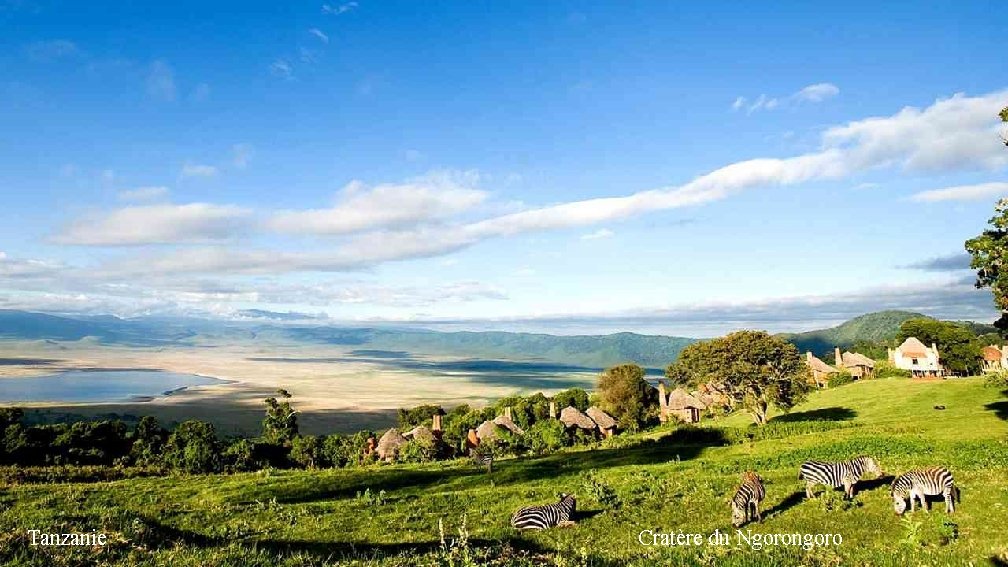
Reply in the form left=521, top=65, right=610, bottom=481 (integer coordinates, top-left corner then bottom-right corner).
left=585, top=406, right=617, bottom=437
left=376, top=428, right=407, bottom=462
left=559, top=405, right=597, bottom=432
left=666, top=388, right=706, bottom=424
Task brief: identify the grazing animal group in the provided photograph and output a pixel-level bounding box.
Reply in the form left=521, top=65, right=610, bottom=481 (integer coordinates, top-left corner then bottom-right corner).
left=508, top=457, right=959, bottom=531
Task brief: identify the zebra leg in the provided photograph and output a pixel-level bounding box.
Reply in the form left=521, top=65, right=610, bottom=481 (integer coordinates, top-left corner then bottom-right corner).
left=944, top=489, right=953, bottom=513
left=805, top=481, right=815, bottom=499
left=909, top=490, right=917, bottom=512
left=754, top=501, right=762, bottom=522
left=843, top=480, right=853, bottom=499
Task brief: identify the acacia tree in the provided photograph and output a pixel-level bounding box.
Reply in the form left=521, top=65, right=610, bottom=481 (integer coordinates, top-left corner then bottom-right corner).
left=665, top=330, right=809, bottom=426
left=597, top=363, right=654, bottom=429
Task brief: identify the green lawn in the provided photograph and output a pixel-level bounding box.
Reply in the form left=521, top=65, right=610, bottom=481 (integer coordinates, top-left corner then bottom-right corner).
left=2, top=377, right=1007, bottom=566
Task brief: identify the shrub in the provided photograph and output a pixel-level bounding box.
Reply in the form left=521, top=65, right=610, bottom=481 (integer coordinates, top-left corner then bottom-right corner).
left=289, top=435, right=322, bottom=469
left=828, top=370, right=855, bottom=388
left=985, top=369, right=1008, bottom=388
left=582, top=470, right=621, bottom=510
left=222, top=439, right=259, bottom=472
left=398, top=438, right=437, bottom=464
left=163, top=420, right=221, bottom=474
left=525, top=419, right=567, bottom=455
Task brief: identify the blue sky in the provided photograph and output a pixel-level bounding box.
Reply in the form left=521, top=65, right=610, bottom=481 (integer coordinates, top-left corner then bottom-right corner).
left=1, top=0, right=1006, bottom=335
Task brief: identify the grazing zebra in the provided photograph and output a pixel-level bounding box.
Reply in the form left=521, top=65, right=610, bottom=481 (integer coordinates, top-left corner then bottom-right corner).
left=798, top=456, right=882, bottom=499
left=891, top=467, right=959, bottom=514
left=731, top=471, right=766, bottom=527
left=510, top=493, right=577, bottom=530
left=471, top=451, right=493, bottom=473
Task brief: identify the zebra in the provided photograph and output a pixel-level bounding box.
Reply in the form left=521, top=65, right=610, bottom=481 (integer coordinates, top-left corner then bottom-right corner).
left=731, top=471, right=766, bottom=527
left=470, top=451, right=493, bottom=473
left=798, top=456, right=882, bottom=499
left=891, top=467, right=959, bottom=514
left=510, top=493, right=576, bottom=530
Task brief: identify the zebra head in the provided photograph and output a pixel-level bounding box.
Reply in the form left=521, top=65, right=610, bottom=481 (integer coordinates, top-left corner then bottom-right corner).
left=731, top=501, right=746, bottom=527
left=892, top=493, right=908, bottom=515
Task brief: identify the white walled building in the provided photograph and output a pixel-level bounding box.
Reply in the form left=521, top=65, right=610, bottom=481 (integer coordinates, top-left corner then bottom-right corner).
left=888, top=337, right=942, bottom=378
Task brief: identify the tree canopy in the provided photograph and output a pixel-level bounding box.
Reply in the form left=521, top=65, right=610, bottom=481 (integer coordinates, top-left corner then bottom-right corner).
left=897, top=318, right=981, bottom=375
left=597, top=363, right=654, bottom=429
left=665, top=330, right=809, bottom=426
left=966, top=199, right=1008, bottom=333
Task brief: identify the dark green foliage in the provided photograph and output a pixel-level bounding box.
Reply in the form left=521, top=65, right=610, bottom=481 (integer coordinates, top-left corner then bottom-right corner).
left=130, top=416, right=166, bottom=467
left=396, top=404, right=443, bottom=430
left=261, top=390, right=298, bottom=445
left=898, top=318, right=981, bottom=375
left=597, top=363, right=654, bottom=429
left=397, top=437, right=437, bottom=464
left=667, top=330, right=810, bottom=425
left=967, top=198, right=1008, bottom=332
left=552, top=387, right=590, bottom=412
left=524, top=419, right=568, bottom=455
left=222, top=438, right=260, bottom=472
left=162, top=420, right=221, bottom=473
left=289, top=435, right=322, bottom=469
left=828, top=370, right=855, bottom=388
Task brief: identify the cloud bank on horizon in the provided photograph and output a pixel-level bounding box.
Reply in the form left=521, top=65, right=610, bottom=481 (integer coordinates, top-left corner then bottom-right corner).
left=2, top=2, right=1006, bottom=333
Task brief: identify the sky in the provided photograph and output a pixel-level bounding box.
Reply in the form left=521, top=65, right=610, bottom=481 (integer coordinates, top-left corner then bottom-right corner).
left=1, top=0, right=1007, bottom=336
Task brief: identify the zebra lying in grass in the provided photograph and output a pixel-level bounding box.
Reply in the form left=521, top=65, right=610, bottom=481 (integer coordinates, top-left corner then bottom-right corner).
left=510, top=493, right=576, bottom=530
left=798, top=456, right=882, bottom=499
left=891, top=467, right=960, bottom=514
left=731, top=471, right=765, bottom=527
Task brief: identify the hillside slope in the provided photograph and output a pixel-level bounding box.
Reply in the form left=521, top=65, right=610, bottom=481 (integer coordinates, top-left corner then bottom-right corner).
left=781, top=310, right=927, bottom=356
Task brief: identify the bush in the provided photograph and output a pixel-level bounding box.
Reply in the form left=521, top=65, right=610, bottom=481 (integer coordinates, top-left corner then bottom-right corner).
left=162, top=420, right=221, bottom=474
left=828, top=370, right=855, bottom=388
left=222, top=438, right=260, bottom=472
left=525, top=419, right=567, bottom=455
left=398, top=438, right=438, bottom=464
left=582, top=470, right=621, bottom=510
left=985, top=369, right=1008, bottom=388
left=597, top=363, right=653, bottom=429
left=289, top=435, right=322, bottom=469
left=397, top=404, right=444, bottom=430
left=553, top=388, right=590, bottom=412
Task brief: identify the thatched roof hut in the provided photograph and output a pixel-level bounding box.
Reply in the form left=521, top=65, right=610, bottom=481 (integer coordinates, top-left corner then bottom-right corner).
left=493, top=414, right=525, bottom=436
left=405, top=425, right=435, bottom=444
left=376, top=428, right=407, bottom=462
left=559, top=406, right=597, bottom=430
left=982, top=345, right=1002, bottom=362
left=664, top=388, right=706, bottom=424
left=585, top=406, right=617, bottom=437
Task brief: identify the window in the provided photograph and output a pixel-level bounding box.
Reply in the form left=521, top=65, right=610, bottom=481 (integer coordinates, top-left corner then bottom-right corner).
left=911, top=358, right=918, bottom=365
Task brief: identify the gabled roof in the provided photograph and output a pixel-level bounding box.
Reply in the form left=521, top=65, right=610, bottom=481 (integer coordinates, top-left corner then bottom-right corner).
left=982, top=345, right=1002, bottom=361
left=841, top=351, right=875, bottom=368
left=492, top=414, right=525, bottom=436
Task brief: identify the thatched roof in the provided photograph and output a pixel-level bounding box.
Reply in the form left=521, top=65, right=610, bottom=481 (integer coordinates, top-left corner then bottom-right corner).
left=376, top=428, right=407, bottom=461
left=806, top=353, right=839, bottom=374
left=983, top=345, right=1003, bottom=361
left=841, top=351, right=875, bottom=368
left=898, top=337, right=929, bottom=358
left=585, top=406, right=616, bottom=430
left=666, top=387, right=706, bottom=410
left=559, top=406, right=597, bottom=430
left=493, top=414, right=525, bottom=436
left=405, top=425, right=435, bottom=443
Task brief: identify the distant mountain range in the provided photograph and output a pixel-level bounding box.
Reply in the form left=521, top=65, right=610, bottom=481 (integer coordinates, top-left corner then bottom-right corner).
left=0, top=308, right=951, bottom=369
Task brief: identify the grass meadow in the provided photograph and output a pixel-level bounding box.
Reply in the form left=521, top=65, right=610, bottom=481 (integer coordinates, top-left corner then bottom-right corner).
left=1, top=377, right=1007, bottom=566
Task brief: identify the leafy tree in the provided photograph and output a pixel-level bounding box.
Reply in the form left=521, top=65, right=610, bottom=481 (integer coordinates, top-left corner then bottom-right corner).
left=966, top=199, right=1008, bottom=333
left=552, top=388, right=590, bottom=412
left=262, top=389, right=298, bottom=445
left=396, top=404, right=444, bottom=430
left=289, top=435, right=322, bottom=469
left=130, top=416, right=166, bottom=467
left=597, top=363, right=654, bottom=429
left=897, top=318, right=981, bottom=375
left=163, top=420, right=221, bottom=474
left=222, top=438, right=260, bottom=472
left=525, top=419, right=567, bottom=455
left=665, top=330, right=809, bottom=426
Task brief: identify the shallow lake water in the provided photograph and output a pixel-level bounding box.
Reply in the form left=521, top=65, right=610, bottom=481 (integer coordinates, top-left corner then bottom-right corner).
left=0, top=370, right=225, bottom=403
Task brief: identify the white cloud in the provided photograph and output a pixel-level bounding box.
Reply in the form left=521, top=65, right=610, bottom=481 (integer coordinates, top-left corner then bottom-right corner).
left=270, top=59, right=293, bottom=79
left=735, top=82, right=840, bottom=113
left=231, top=143, right=254, bottom=169
left=180, top=163, right=219, bottom=178
left=308, top=28, right=329, bottom=43
left=118, top=186, right=170, bottom=202
left=146, top=60, right=176, bottom=102
left=580, top=228, right=614, bottom=240
left=793, top=82, right=840, bottom=103
left=268, top=170, right=487, bottom=235
left=52, top=203, right=251, bottom=246
left=322, top=2, right=357, bottom=15
left=24, top=39, right=79, bottom=61
left=910, top=181, right=1008, bottom=202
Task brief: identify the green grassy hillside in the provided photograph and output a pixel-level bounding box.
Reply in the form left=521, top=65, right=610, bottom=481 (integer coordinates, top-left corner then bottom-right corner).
left=781, top=310, right=928, bottom=356
left=3, top=378, right=1006, bottom=566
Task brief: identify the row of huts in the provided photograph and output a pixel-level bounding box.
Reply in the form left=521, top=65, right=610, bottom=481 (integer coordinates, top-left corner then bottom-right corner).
left=372, top=403, right=620, bottom=462
left=806, top=337, right=946, bottom=382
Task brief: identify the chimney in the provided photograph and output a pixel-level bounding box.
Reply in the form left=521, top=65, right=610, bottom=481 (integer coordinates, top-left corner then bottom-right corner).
left=504, top=406, right=512, bottom=420
left=548, top=400, right=556, bottom=419
left=835, top=347, right=842, bottom=368
left=432, top=413, right=442, bottom=432
left=657, top=381, right=668, bottom=408
left=806, top=351, right=813, bottom=364
left=931, top=343, right=940, bottom=361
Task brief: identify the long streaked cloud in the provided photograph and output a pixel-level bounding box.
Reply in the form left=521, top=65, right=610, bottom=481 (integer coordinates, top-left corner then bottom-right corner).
left=901, top=253, right=972, bottom=272
left=734, top=82, right=840, bottom=113
left=180, top=163, right=219, bottom=178
left=268, top=171, right=487, bottom=235
left=910, top=181, right=1008, bottom=202
left=51, top=203, right=252, bottom=246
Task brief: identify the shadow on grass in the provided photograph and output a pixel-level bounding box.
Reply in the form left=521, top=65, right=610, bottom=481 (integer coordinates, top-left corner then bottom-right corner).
left=772, top=407, right=857, bottom=423
left=990, top=556, right=1008, bottom=567
left=265, top=429, right=727, bottom=504
left=856, top=475, right=895, bottom=495
left=985, top=400, right=1008, bottom=421
left=763, top=490, right=804, bottom=519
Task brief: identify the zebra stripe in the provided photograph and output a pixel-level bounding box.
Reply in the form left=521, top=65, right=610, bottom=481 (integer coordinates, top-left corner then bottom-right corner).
left=731, top=471, right=765, bottom=527
left=471, top=453, right=493, bottom=473
left=799, top=456, right=881, bottom=499
left=891, top=467, right=959, bottom=514
left=510, top=494, right=576, bottom=530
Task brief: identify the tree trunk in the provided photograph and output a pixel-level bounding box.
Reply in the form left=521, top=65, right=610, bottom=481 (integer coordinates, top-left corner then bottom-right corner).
left=750, top=399, right=769, bottom=426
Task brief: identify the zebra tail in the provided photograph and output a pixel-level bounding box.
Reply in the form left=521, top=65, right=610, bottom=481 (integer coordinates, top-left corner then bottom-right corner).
left=953, top=485, right=961, bottom=504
